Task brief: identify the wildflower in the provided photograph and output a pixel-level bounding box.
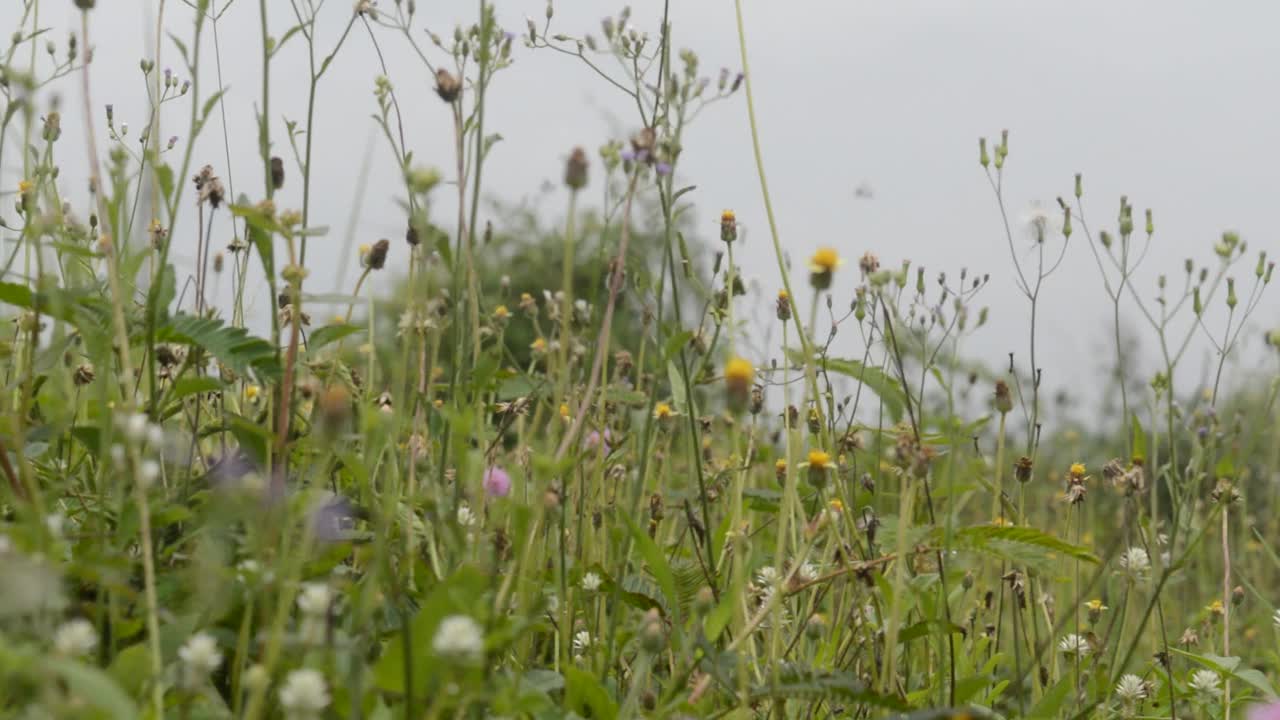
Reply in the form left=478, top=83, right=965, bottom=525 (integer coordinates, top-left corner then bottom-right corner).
left=73, top=363, right=95, bottom=386
left=365, top=238, right=390, bottom=270
left=720, top=210, right=737, bottom=244
left=775, top=459, right=787, bottom=482
left=435, top=69, right=462, bottom=102
left=1188, top=669, right=1221, bottom=698
left=581, top=572, right=602, bottom=592
left=653, top=402, right=675, bottom=420
left=806, top=449, right=832, bottom=488
left=1249, top=702, right=1280, bottom=720
left=457, top=504, right=477, bottom=527
left=530, top=337, right=548, bottom=353
left=53, top=619, right=98, bottom=657
left=1206, top=599, right=1224, bottom=620
left=559, top=403, right=571, bottom=421
left=990, top=380, right=1013, bottom=415
left=245, top=384, right=261, bottom=403
left=827, top=498, right=844, bottom=514
left=1180, top=627, right=1199, bottom=647
left=137, top=459, right=161, bottom=489
left=1119, top=547, right=1150, bottom=580
left=178, top=632, right=223, bottom=687
left=279, top=668, right=331, bottom=719
left=192, top=165, right=225, bottom=209
left=1085, top=598, right=1108, bottom=624
left=492, top=305, right=510, bottom=321
left=808, top=247, right=843, bottom=289
left=433, top=615, right=484, bottom=662
left=1069, top=462, right=1087, bottom=479
left=775, top=289, right=792, bottom=321
left=754, top=566, right=781, bottom=589
left=297, top=583, right=332, bottom=618
left=483, top=466, right=512, bottom=498
left=1058, top=633, right=1089, bottom=658
left=565, top=147, right=589, bottom=190
left=570, top=629, right=593, bottom=656
left=724, top=357, right=753, bottom=406
left=1114, top=673, right=1147, bottom=704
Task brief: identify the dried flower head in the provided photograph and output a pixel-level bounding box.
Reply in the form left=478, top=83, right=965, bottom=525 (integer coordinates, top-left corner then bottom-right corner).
left=435, top=69, right=462, bottom=102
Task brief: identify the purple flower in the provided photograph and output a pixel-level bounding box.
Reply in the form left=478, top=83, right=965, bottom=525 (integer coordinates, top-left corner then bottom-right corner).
left=483, top=466, right=512, bottom=498
left=584, top=429, right=613, bottom=455
left=620, top=150, right=637, bottom=162
left=655, top=162, right=672, bottom=176
left=1249, top=702, right=1280, bottom=720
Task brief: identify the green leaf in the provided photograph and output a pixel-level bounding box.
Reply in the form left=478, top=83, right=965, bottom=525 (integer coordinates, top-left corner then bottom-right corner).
left=157, top=313, right=281, bottom=381
left=307, top=323, right=363, bottom=352
left=619, top=510, right=679, bottom=624
left=944, top=524, right=1099, bottom=564
left=373, top=567, right=488, bottom=695
left=747, top=668, right=907, bottom=711
left=898, top=619, right=964, bottom=644
left=1131, top=412, right=1146, bottom=462
left=667, top=360, right=688, bottom=415
left=47, top=657, right=138, bottom=720
left=169, top=376, right=224, bottom=403
left=155, top=163, right=176, bottom=206
left=200, top=88, right=229, bottom=122
left=564, top=666, right=618, bottom=720
left=790, top=350, right=906, bottom=422
left=1028, top=674, right=1073, bottom=718
left=226, top=413, right=270, bottom=466
left=1174, top=650, right=1277, bottom=699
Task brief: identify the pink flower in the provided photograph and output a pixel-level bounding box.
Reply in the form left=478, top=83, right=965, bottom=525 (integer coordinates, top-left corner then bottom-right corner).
left=1249, top=702, right=1280, bottom=720
left=483, top=466, right=512, bottom=498
left=584, top=429, right=613, bottom=455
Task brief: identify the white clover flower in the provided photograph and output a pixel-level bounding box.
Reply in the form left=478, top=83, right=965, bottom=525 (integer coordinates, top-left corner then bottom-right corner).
left=137, top=459, right=161, bottom=489
left=1114, top=673, right=1147, bottom=703
left=279, top=668, right=330, bottom=719
left=122, top=412, right=150, bottom=443
left=572, top=630, right=592, bottom=654
left=754, top=566, right=780, bottom=589
left=1058, top=633, right=1090, bottom=657
left=1119, top=547, right=1151, bottom=579
left=178, top=632, right=223, bottom=686
left=53, top=618, right=98, bottom=657
left=433, top=615, right=484, bottom=662
left=581, top=572, right=602, bottom=592
left=1188, top=668, right=1221, bottom=697
left=456, top=504, right=477, bottom=527
left=297, top=583, right=332, bottom=617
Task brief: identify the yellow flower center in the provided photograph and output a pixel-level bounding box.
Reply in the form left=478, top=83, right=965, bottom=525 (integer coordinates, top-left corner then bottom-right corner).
left=807, top=450, right=831, bottom=469
left=724, top=357, right=753, bottom=385
left=18, top=179, right=33, bottom=194
left=245, top=384, right=261, bottom=401
left=531, top=337, right=547, bottom=352
left=809, top=247, right=841, bottom=273
left=1069, top=462, right=1086, bottom=479
left=827, top=498, right=845, bottom=512
left=493, top=305, right=509, bottom=319
left=721, top=209, right=735, bottom=224
left=559, top=403, right=570, bottom=418
left=654, top=402, right=674, bottom=419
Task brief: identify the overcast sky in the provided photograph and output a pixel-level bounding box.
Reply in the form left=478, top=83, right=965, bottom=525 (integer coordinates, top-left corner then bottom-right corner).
left=3, top=1, right=1278, bottom=413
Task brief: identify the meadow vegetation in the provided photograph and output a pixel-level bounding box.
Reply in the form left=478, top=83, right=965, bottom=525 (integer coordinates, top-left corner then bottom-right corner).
left=1, top=1, right=1279, bottom=718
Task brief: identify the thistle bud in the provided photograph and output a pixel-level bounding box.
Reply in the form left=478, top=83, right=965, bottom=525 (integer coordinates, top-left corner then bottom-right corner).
left=1226, top=277, right=1237, bottom=310
left=1145, top=208, right=1154, bottom=235
left=1015, top=455, right=1033, bottom=483
left=367, top=238, right=390, bottom=270
left=1257, top=252, right=1267, bottom=279
left=994, top=380, right=1013, bottom=415
left=434, top=69, right=461, bottom=102
left=564, top=147, right=588, bottom=190
left=978, top=137, right=989, bottom=168
left=720, top=209, right=737, bottom=243
left=775, top=290, right=792, bottom=322
left=270, top=156, right=284, bottom=189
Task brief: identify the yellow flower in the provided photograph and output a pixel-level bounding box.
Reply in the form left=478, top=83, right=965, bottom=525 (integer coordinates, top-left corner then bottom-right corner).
left=1206, top=599, right=1224, bottom=617
left=358, top=243, right=372, bottom=259
left=808, top=247, right=843, bottom=274
left=1069, top=462, right=1086, bottom=479
left=827, top=498, right=845, bottom=513
left=724, top=357, right=753, bottom=391
left=17, top=179, right=34, bottom=194
left=653, top=402, right=675, bottom=420
left=530, top=337, right=547, bottom=353
left=777, top=289, right=789, bottom=301
left=493, top=305, right=510, bottom=320
left=807, top=449, right=831, bottom=470
left=721, top=209, right=735, bottom=225
left=244, top=384, right=261, bottom=402
left=559, top=403, right=570, bottom=420
left=1084, top=599, right=1108, bottom=612
left=991, top=516, right=1012, bottom=527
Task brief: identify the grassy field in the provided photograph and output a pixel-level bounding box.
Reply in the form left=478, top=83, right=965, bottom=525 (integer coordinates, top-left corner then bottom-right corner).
left=1, top=1, right=1279, bottom=718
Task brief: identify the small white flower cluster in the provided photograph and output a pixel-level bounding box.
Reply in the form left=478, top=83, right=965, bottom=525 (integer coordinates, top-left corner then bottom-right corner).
left=1188, top=668, right=1222, bottom=698
left=115, top=411, right=167, bottom=490
left=297, top=583, right=333, bottom=645
left=279, top=668, right=330, bottom=719
left=53, top=618, right=98, bottom=657
left=752, top=566, right=789, bottom=629
left=178, top=632, right=223, bottom=688
left=1057, top=633, right=1090, bottom=658
left=580, top=572, right=602, bottom=593
left=433, top=615, right=484, bottom=664
left=572, top=630, right=592, bottom=661
left=1119, top=547, right=1151, bottom=581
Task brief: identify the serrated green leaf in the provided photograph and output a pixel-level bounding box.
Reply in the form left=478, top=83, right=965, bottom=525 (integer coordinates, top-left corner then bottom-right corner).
left=307, top=323, right=362, bottom=352
left=944, top=524, right=1099, bottom=564
left=157, top=314, right=281, bottom=381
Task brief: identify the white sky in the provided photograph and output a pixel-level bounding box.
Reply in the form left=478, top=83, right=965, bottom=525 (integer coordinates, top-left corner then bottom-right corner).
left=3, top=1, right=1277, bottom=415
